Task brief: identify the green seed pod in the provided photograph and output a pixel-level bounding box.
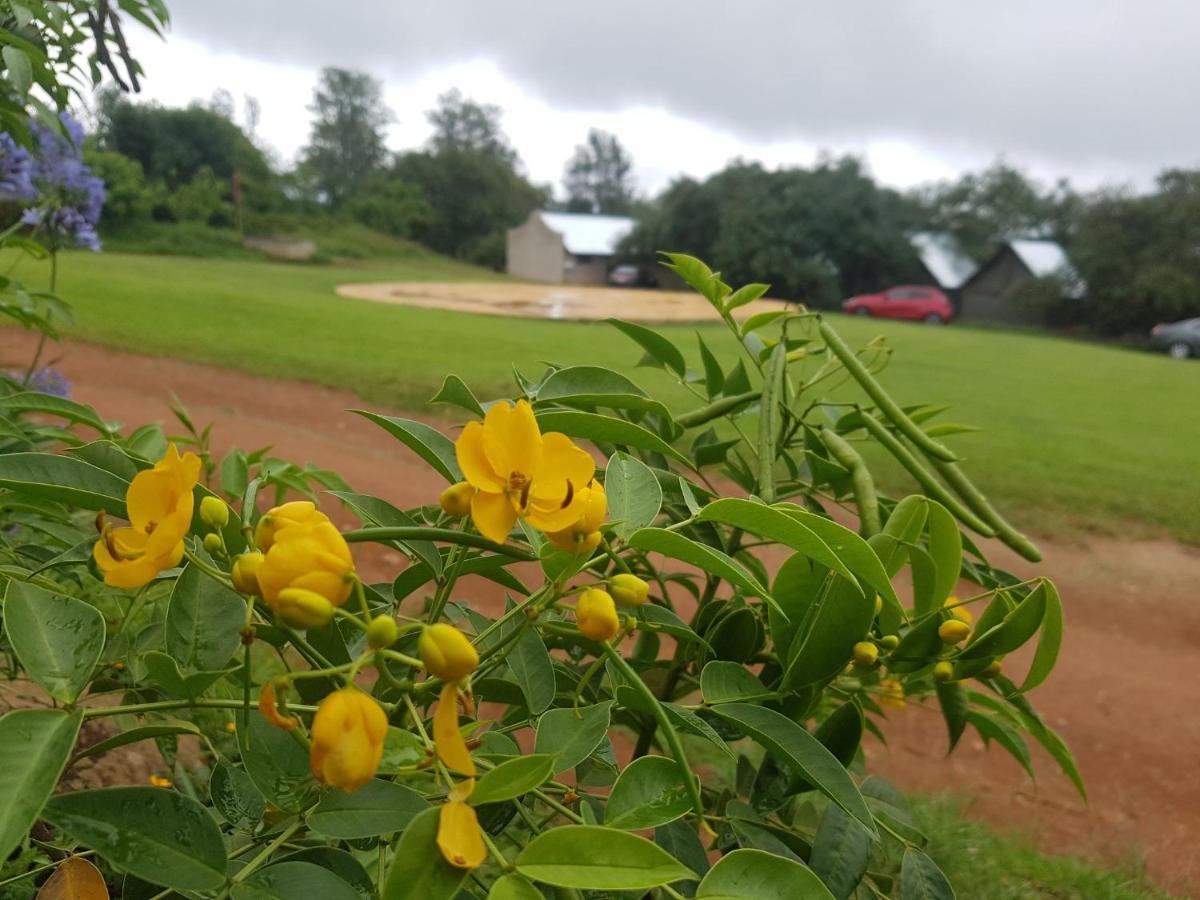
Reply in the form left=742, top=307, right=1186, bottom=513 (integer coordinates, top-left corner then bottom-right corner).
left=821, top=427, right=881, bottom=537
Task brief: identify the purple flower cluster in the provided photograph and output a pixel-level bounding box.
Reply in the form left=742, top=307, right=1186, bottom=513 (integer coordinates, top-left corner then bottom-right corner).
left=18, top=367, right=72, bottom=398
left=17, top=113, right=105, bottom=251
left=0, top=132, right=35, bottom=201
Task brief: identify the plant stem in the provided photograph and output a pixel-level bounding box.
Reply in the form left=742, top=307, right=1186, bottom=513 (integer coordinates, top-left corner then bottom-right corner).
left=231, top=821, right=302, bottom=883
left=81, top=697, right=322, bottom=719
left=22, top=249, right=56, bottom=385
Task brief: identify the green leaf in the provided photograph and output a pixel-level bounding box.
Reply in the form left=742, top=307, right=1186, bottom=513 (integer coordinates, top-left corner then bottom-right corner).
left=639, top=603, right=713, bottom=652
left=471, top=754, right=557, bottom=805
left=925, top=500, right=963, bottom=606
left=233, top=861, right=361, bottom=900
left=900, top=847, right=956, bottom=900
left=724, top=282, right=771, bottom=312
left=872, top=495, right=928, bottom=577
left=508, top=622, right=555, bottom=715
left=329, top=490, right=442, bottom=576
left=1020, top=580, right=1063, bottom=692
left=238, top=711, right=316, bottom=812
left=696, top=334, right=725, bottom=395
left=605, top=451, right=663, bottom=540
left=43, top=787, right=226, bottom=892
left=700, top=661, right=772, bottom=704
left=382, top=806, right=467, bottom=900
left=709, top=704, right=875, bottom=836
left=769, top=553, right=827, bottom=661
left=783, top=576, right=874, bottom=690
left=143, top=652, right=232, bottom=699
left=961, top=583, right=1048, bottom=660
left=607, top=318, right=687, bottom=377
left=516, top=825, right=697, bottom=890
left=4, top=581, right=104, bottom=703
left=698, top=500, right=860, bottom=591
left=538, top=366, right=674, bottom=423
left=935, top=681, right=969, bottom=752
left=534, top=702, right=613, bottom=774
left=379, top=726, right=426, bottom=774
left=488, top=873, right=543, bottom=900
left=628, top=528, right=779, bottom=616
left=351, top=411, right=461, bottom=483
left=740, top=309, right=790, bottom=335
left=0, top=452, right=129, bottom=515
left=210, top=764, right=265, bottom=832
left=605, top=755, right=693, bottom=830
left=165, top=563, right=244, bottom=673
left=77, top=722, right=203, bottom=764
left=968, top=712, right=1034, bottom=778
left=275, top=848, right=372, bottom=898
left=0, top=392, right=113, bottom=434
left=430, top=374, right=484, bottom=416
left=0, top=708, right=81, bottom=862
left=780, top=506, right=900, bottom=609
left=809, top=803, right=871, bottom=900
left=308, top=778, right=428, bottom=838
left=2, top=45, right=32, bottom=94
left=535, top=409, right=690, bottom=467
left=696, top=848, right=835, bottom=899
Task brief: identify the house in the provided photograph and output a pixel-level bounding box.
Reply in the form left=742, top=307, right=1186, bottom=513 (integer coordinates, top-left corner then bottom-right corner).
left=910, top=232, right=978, bottom=296
left=958, top=239, right=1084, bottom=324
left=506, top=210, right=634, bottom=285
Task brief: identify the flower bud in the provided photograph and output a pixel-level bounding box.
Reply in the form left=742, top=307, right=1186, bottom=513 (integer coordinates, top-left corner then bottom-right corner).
left=274, top=587, right=335, bottom=630
left=367, top=614, right=399, bottom=649
left=933, top=661, right=954, bottom=682
left=851, top=641, right=878, bottom=668
left=880, top=634, right=900, bottom=650
left=310, top=688, right=387, bottom=792
left=258, top=680, right=297, bottom=731
left=609, top=573, right=649, bottom=607
left=199, top=495, right=230, bottom=530
left=254, top=500, right=328, bottom=551
left=576, top=588, right=620, bottom=642
left=439, top=481, right=475, bottom=518
left=874, top=594, right=883, bottom=616
left=202, top=532, right=223, bottom=556
left=419, top=623, right=479, bottom=682
left=232, top=552, right=265, bottom=595
left=944, top=596, right=974, bottom=625
left=980, top=659, right=1003, bottom=679
left=938, top=619, right=971, bottom=644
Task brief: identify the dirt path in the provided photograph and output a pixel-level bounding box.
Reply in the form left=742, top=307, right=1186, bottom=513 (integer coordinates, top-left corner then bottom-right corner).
left=2, top=332, right=1197, bottom=894
left=335, top=280, right=782, bottom=322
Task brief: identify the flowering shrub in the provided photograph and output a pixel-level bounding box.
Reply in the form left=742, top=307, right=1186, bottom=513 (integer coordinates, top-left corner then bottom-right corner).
left=0, top=254, right=1075, bottom=899
left=19, top=112, right=105, bottom=252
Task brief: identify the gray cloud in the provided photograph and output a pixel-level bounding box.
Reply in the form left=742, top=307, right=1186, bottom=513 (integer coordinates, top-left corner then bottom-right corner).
left=169, top=0, right=1200, bottom=181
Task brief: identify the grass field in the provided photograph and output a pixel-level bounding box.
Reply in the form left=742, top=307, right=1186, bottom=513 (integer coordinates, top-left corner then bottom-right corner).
left=11, top=250, right=1197, bottom=542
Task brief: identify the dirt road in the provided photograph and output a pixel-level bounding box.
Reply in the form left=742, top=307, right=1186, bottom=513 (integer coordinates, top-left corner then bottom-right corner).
left=2, top=332, right=1196, bottom=894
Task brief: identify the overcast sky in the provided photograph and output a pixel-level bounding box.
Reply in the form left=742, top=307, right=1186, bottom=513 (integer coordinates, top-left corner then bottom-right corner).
left=123, top=1, right=1200, bottom=198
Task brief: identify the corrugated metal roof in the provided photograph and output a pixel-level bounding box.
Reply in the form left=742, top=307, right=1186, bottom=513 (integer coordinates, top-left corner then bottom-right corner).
left=911, top=232, right=977, bottom=289
left=1009, top=239, right=1086, bottom=297
left=538, top=211, right=634, bottom=256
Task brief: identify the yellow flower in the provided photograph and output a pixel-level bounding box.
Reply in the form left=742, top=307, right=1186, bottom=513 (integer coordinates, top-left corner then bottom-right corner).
left=944, top=596, right=974, bottom=625
left=419, top=624, right=479, bottom=683
left=231, top=551, right=265, bottom=595
left=455, top=399, right=595, bottom=544
left=879, top=678, right=906, bottom=710
left=545, top=479, right=606, bottom=554
left=93, top=444, right=201, bottom=588
left=149, top=775, right=173, bottom=788
left=938, top=618, right=970, bottom=644
left=254, top=500, right=329, bottom=551
left=274, top=587, right=335, bottom=630
left=310, top=688, right=388, bottom=792
left=257, top=516, right=355, bottom=610
left=258, top=680, right=297, bottom=731
left=439, top=481, right=475, bottom=518
left=609, top=573, right=650, bottom=607
left=576, top=588, right=620, bottom=642
left=433, top=682, right=475, bottom=776
left=438, top=784, right=486, bottom=869
left=852, top=641, right=878, bottom=668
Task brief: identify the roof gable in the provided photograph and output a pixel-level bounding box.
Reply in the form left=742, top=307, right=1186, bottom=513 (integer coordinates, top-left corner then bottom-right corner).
left=537, top=211, right=634, bottom=256
left=911, top=232, right=977, bottom=289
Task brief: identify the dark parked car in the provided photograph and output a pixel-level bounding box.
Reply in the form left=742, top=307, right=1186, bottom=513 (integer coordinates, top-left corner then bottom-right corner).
left=1151, top=318, right=1200, bottom=359
left=841, top=285, right=956, bottom=324
left=608, top=264, right=656, bottom=288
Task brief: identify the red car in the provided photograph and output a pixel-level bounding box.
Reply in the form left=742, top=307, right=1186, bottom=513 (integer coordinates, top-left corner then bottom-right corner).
left=842, top=285, right=955, bottom=324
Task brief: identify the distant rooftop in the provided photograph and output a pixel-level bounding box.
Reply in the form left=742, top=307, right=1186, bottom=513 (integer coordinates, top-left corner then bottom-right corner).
left=1008, top=239, right=1086, bottom=298
left=911, top=232, right=977, bottom=289
left=538, top=211, right=634, bottom=256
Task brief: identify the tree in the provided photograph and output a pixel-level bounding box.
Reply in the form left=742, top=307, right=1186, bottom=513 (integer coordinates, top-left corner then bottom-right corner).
left=563, top=129, right=635, bottom=214
left=425, top=89, right=516, bottom=164
left=301, top=67, right=391, bottom=207
left=346, top=174, right=431, bottom=238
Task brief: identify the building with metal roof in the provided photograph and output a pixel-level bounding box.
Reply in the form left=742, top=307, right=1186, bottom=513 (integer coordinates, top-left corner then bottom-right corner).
left=911, top=232, right=978, bottom=291
left=959, top=238, right=1085, bottom=323
left=506, top=210, right=635, bottom=284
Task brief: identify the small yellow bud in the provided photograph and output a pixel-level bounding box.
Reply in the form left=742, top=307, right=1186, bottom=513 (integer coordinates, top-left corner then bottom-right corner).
left=419, top=624, right=479, bottom=682
left=202, top=532, right=223, bottom=556
left=944, top=596, right=974, bottom=625
left=274, top=587, right=335, bottom=630
left=609, top=573, right=650, bottom=607
left=576, top=588, right=620, bottom=642
left=439, top=481, right=475, bottom=518
left=874, top=595, right=883, bottom=616
left=980, top=659, right=1003, bottom=679
left=231, top=552, right=265, bottom=596
left=933, top=661, right=954, bottom=682
left=938, top=619, right=971, bottom=644
left=367, top=614, right=399, bottom=649
left=199, top=495, right=230, bottom=530
left=851, top=641, right=878, bottom=668
left=880, top=634, right=900, bottom=650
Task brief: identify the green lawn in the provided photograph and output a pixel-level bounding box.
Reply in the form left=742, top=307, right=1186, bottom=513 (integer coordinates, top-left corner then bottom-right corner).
left=12, top=250, right=1197, bottom=542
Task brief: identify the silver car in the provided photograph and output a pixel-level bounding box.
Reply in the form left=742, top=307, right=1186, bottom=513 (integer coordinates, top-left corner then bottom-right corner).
left=1151, top=318, right=1200, bottom=359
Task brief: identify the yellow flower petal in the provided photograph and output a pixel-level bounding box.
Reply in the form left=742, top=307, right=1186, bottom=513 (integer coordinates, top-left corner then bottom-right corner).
left=455, top=421, right=504, bottom=492
left=433, top=683, right=475, bottom=776
left=529, top=432, right=594, bottom=504
left=469, top=489, right=518, bottom=544
left=481, top=400, right=542, bottom=483
left=437, top=796, right=487, bottom=869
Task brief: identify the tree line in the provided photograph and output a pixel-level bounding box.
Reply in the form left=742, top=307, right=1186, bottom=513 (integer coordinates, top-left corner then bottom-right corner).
left=84, top=66, right=1200, bottom=336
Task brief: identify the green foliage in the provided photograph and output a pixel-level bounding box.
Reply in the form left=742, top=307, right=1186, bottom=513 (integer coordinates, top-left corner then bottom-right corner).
left=564, top=128, right=636, bottom=214
left=300, top=67, right=392, bottom=208
left=166, top=165, right=233, bottom=226
left=346, top=174, right=431, bottom=238
left=83, top=147, right=157, bottom=227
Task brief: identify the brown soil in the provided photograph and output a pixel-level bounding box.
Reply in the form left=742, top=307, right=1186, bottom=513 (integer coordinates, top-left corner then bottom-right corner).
left=2, top=331, right=1197, bottom=894
left=335, top=280, right=782, bottom=323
